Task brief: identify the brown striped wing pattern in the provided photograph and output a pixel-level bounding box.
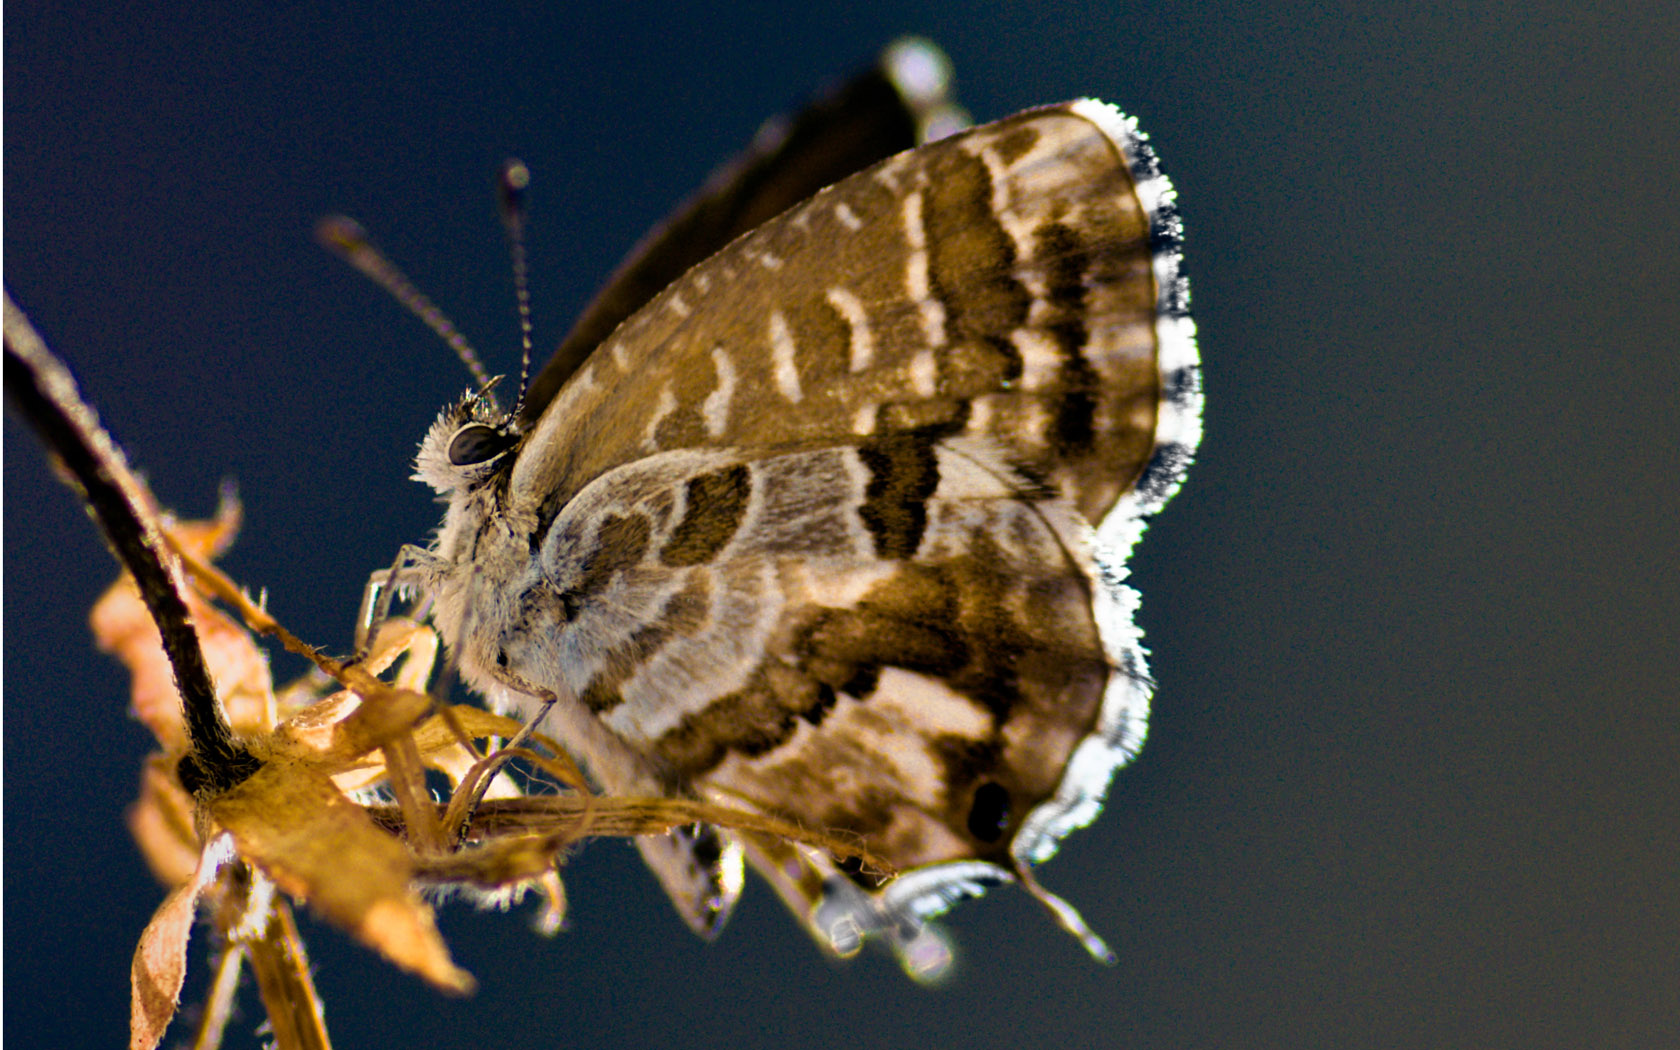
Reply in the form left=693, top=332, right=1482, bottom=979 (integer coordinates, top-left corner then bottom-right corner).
left=413, top=99, right=1200, bottom=977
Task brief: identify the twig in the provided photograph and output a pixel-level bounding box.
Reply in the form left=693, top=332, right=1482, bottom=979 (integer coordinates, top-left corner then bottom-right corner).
left=3, top=290, right=259, bottom=795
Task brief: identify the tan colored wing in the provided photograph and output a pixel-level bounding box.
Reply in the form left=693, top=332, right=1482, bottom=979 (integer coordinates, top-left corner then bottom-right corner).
left=519, top=37, right=966, bottom=422
left=510, top=102, right=1181, bottom=531
left=490, top=99, right=1199, bottom=973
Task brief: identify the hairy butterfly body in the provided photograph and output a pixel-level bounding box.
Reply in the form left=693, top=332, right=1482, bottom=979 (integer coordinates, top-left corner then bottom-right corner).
left=399, top=51, right=1199, bottom=977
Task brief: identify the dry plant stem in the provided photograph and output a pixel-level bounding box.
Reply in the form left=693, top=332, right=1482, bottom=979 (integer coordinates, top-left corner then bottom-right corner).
left=377, top=792, right=893, bottom=877
left=382, top=733, right=446, bottom=855
left=164, top=539, right=454, bottom=852
left=166, top=533, right=391, bottom=701
left=3, top=291, right=259, bottom=796
left=242, top=898, right=332, bottom=1050
left=189, top=942, right=245, bottom=1050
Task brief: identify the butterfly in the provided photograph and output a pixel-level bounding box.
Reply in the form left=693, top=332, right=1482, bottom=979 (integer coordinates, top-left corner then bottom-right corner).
left=377, top=39, right=1200, bottom=978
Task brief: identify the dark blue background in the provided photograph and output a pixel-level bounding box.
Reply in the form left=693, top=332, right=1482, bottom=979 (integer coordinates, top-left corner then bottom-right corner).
left=8, top=3, right=1678, bottom=1048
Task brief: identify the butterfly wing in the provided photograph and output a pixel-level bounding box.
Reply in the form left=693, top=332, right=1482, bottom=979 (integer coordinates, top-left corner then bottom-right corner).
left=520, top=37, right=966, bottom=424
left=499, top=101, right=1199, bottom=966
left=513, top=39, right=967, bottom=939
left=512, top=102, right=1191, bottom=522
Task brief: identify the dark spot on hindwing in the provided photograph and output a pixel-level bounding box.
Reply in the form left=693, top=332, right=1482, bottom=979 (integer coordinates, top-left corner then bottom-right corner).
left=578, top=572, right=711, bottom=713
left=661, top=464, right=751, bottom=566
left=578, top=513, right=651, bottom=598
left=931, top=736, right=1015, bottom=845
left=856, top=430, right=941, bottom=559
left=966, top=781, right=1012, bottom=843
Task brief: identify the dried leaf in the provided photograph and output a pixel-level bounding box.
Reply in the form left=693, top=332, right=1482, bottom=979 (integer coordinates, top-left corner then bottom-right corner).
left=210, top=757, right=475, bottom=994
left=330, top=679, right=434, bottom=762
left=92, top=502, right=276, bottom=748
left=127, top=755, right=200, bottom=888
left=91, top=578, right=192, bottom=751
left=130, top=836, right=234, bottom=1050
left=272, top=687, right=364, bottom=762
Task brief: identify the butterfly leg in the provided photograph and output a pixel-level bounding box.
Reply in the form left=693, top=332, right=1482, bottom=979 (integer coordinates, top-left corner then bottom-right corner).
left=810, top=874, right=958, bottom=982
left=446, top=664, right=560, bottom=846
left=633, top=826, right=744, bottom=940
left=735, top=830, right=1005, bottom=983
left=468, top=659, right=747, bottom=936
left=1011, top=854, right=1117, bottom=965
left=353, top=543, right=441, bottom=659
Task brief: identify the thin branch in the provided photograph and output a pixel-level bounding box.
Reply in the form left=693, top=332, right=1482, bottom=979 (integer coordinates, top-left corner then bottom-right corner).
left=241, top=898, right=332, bottom=1050
left=3, top=290, right=259, bottom=795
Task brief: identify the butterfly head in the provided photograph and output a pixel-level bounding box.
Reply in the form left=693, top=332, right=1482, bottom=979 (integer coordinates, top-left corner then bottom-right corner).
left=413, top=382, right=523, bottom=495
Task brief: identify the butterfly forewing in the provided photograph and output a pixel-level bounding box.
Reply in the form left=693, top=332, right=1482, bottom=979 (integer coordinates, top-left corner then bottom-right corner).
left=512, top=104, right=1164, bottom=524
left=521, top=36, right=966, bottom=424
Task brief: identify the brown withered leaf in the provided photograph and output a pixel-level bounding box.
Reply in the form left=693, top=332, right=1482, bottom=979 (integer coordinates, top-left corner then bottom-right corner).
left=210, top=755, right=475, bottom=994
left=91, top=493, right=275, bottom=748
left=127, top=754, right=200, bottom=889
left=107, top=497, right=881, bottom=1033
left=130, top=837, right=234, bottom=1050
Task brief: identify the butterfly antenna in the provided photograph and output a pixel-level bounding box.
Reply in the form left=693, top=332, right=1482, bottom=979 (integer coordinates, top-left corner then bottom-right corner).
left=316, top=215, right=493, bottom=390
left=497, top=158, right=535, bottom=420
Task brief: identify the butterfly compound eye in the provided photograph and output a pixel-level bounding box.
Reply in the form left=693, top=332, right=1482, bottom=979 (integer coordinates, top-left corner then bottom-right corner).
left=447, top=423, right=514, bottom=466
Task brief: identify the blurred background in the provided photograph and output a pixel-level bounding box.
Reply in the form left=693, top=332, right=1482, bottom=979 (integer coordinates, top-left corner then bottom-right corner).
left=7, top=3, right=1677, bottom=1048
